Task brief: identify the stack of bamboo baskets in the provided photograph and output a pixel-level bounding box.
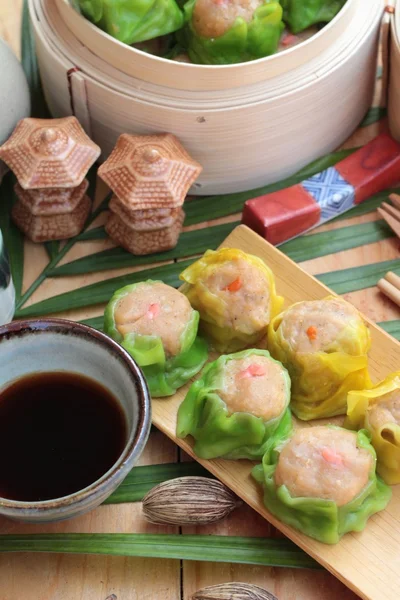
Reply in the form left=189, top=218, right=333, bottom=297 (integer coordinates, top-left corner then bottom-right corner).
left=29, top=0, right=384, bottom=195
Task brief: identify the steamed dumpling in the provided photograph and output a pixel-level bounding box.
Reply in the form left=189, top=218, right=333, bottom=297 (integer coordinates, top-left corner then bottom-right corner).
left=252, top=425, right=392, bottom=544
left=268, top=296, right=371, bottom=420
left=180, top=248, right=284, bottom=352
left=346, top=372, right=400, bottom=484
left=180, top=0, right=284, bottom=64
left=176, top=349, right=292, bottom=459
left=104, top=280, right=208, bottom=397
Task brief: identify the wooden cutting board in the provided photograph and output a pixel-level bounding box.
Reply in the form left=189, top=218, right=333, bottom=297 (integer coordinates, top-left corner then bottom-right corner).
left=152, top=224, right=400, bottom=600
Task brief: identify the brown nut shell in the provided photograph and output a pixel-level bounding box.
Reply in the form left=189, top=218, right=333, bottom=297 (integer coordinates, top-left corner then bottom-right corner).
left=98, top=133, right=202, bottom=209
left=105, top=207, right=184, bottom=255
left=0, top=117, right=100, bottom=189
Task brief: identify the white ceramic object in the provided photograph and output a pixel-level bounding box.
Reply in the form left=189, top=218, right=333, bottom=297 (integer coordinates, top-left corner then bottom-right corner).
left=0, top=319, right=151, bottom=523
left=0, top=231, right=15, bottom=326
left=0, top=39, right=30, bottom=146
left=29, top=0, right=383, bottom=194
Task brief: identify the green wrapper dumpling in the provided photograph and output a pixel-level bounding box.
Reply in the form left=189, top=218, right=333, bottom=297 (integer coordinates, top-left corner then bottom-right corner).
left=180, top=248, right=284, bottom=353
left=180, top=0, right=284, bottom=64
left=281, top=0, right=347, bottom=34
left=104, top=280, right=208, bottom=397
left=176, top=349, right=292, bottom=459
left=78, top=0, right=184, bottom=45
left=268, top=296, right=371, bottom=420
left=252, top=426, right=392, bottom=544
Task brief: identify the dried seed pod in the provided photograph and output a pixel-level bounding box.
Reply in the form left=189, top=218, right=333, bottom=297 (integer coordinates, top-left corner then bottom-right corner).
left=192, top=582, right=278, bottom=600
left=142, top=476, right=241, bottom=525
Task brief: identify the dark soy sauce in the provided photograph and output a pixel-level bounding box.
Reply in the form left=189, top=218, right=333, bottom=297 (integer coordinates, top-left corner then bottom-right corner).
left=0, top=372, right=127, bottom=502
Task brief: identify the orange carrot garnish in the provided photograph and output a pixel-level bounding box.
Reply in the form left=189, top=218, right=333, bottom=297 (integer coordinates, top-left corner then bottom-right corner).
left=147, top=303, right=160, bottom=320
left=238, top=364, right=266, bottom=380
left=322, top=448, right=343, bottom=466
left=224, top=278, right=242, bottom=292
left=306, top=326, right=317, bottom=341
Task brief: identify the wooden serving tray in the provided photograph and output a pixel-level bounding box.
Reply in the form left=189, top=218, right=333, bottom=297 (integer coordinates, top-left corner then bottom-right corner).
left=152, top=224, right=400, bottom=600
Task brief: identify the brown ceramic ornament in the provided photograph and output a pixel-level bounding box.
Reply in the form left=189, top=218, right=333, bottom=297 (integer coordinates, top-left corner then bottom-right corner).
left=98, top=133, right=202, bottom=209
left=12, top=195, right=91, bottom=243
left=14, top=179, right=89, bottom=216
left=108, top=195, right=181, bottom=231
left=106, top=208, right=185, bottom=255
left=0, top=117, right=100, bottom=189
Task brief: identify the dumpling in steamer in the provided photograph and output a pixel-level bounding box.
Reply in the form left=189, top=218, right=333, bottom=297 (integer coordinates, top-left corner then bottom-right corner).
left=104, top=280, right=208, bottom=397
left=268, top=296, right=371, bottom=420
left=176, top=349, right=292, bottom=459
left=346, top=372, right=400, bottom=484
left=180, top=0, right=284, bottom=64
left=252, top=425, right=392, bottom=544
left=180, top=248, right=284, bottom=353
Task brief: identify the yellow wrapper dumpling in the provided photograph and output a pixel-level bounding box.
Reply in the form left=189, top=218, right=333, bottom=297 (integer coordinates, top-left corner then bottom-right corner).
left=268, top=296, right=371, bottom=420
left=346, top=372, right=400, bottom=485
left=179, top=248, right=284, bottom=352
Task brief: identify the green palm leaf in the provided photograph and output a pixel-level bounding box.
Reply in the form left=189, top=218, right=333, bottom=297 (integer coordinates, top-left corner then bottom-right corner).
left=359, top=107, right=387, bottom=128
left=0, top=533, right=318, bottom=568
left=49, top=222, right=237, bottom=277
left=378, top=320, right=400, bottom=340
left=318, top=258, right=400, bottom=294
left=0, top=174, right=24, bottom=300
left=15, top=259, right=192, bottom=318
left=105, top=462, right=210, bottom=504
left=282, top=220, right=393, bottom=263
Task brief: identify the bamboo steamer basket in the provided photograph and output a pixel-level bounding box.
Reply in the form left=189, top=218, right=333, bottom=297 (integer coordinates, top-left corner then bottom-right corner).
left=388, top=3, right=400, bottom=141
left=30, top=0, right=383, bottom=195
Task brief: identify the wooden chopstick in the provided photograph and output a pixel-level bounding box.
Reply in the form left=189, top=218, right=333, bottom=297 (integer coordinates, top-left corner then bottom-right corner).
left=378, top=271, right=400, bottom=308
left=377, top=203, right=400, bottom=239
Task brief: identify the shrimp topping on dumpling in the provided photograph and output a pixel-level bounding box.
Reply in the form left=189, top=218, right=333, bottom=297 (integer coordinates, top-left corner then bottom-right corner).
left=275, top=427, right=372, bottom=506
left=193, top=0, right=265, bottom=38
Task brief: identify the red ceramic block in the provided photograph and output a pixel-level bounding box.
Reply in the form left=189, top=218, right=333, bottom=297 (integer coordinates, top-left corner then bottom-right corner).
left=336, top=133, right=400, bottom=204
left=242, top=184, right=321, bottom=246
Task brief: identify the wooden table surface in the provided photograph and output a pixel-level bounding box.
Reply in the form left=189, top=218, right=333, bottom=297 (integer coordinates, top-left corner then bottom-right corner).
left=1, top=3, right=399, bottom=600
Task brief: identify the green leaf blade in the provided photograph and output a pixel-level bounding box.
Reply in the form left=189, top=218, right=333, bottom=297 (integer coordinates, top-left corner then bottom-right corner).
left=282, top=220, right=393, bottom=263
left=317, top=259, right=400, bottom=295
left=15, top=259, right=193, bottom=318
left=378, top=320, right=400, bottom=341
left=104, top=462, right=210, bottom=504
left=0, top=174, right=24, bottom=301
left=0, top=533, right=319, bottom=569
left=49, top=222, right=237, bottom=277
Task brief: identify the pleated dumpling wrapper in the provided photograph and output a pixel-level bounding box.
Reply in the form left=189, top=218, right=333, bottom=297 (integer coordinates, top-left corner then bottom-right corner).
left=268, top=296, right=371, bottom=420
left=346, top=372, right=400, bottom=485
left=281, top=0, right=347, bottom=34
left=252, top=425, right=392, bottom=544
left=77, top=0, right=184, bottom=45
left=176, top=349, right=292, bottom=459
left=104, top=280, right=208, bottom=397
left=180, top=0, right=283, bottom=65
left=179, top=248, right=284, bottom=353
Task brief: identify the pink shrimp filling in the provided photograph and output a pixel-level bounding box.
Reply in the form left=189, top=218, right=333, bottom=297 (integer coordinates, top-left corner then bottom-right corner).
left=146, top=303, right=160, bottom=320
left=281, top=33, right=299, bottom=47
left=322, top=448, right=343, bottom=466
left=237, top=363, right=266, bottom=380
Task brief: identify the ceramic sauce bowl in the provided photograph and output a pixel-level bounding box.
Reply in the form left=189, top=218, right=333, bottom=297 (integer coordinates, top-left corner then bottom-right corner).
left=0, top=318, right=151, bottom=523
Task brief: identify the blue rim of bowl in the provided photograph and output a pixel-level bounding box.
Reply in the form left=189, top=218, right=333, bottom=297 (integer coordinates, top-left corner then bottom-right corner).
left=0, top=317, right=152, bottom=511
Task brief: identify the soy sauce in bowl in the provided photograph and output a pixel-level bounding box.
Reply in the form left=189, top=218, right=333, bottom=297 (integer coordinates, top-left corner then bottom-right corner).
left=0, top=372, right=127, bottom=502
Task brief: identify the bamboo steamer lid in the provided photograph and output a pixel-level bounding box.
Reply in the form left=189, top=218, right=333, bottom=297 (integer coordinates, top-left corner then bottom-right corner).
left=388, top=3, right=400, bottom=142
left=29, top=0, right=384, bottom=195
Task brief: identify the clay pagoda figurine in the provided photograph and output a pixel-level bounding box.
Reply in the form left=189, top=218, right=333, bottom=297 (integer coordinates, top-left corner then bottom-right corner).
left=98, top=133, right=202, bottom=255
left=0, top=116, right=100, bottom=242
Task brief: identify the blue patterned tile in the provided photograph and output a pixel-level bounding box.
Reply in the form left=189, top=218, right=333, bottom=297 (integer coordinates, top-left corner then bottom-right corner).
left=302, top=167, right=355, bottom=220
